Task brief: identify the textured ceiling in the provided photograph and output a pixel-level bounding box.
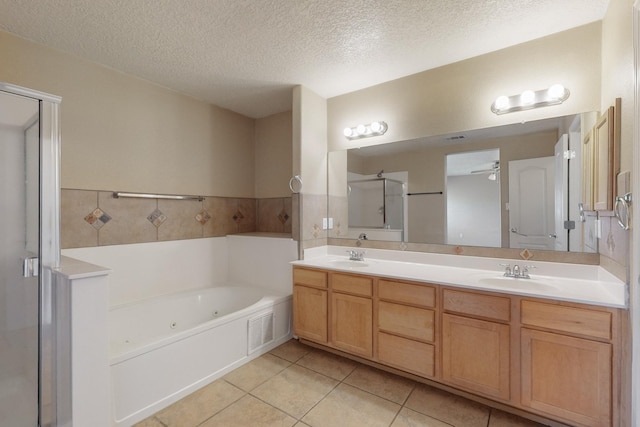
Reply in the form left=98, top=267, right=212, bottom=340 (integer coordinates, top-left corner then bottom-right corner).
left=0, top=0, right=609, bottom=118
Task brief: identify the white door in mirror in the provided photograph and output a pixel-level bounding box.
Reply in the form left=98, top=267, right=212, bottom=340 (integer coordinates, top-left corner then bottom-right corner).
left=508, top=157, right=555, bottom=250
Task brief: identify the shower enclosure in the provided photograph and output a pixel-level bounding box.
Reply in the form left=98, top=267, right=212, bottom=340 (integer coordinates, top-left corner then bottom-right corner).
left=0, top=83, right=62, bottom=426
left=348, top=177, right=405, bottom=240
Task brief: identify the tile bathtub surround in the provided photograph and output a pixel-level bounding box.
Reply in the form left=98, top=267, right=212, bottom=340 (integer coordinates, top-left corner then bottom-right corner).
left=257, top=197, right=293, bottom=234
left=61, top=189, right=292, bottom=248
left=134, top=340, right=548, bottom=427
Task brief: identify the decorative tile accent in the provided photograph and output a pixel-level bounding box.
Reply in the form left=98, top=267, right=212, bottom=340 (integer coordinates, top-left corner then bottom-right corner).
left=277, top=209, right=290, bottom=225
left=195, top=210, right=212, bottom=225
left=147, top=208, right=167, bottom=227
left=312, top=224, right=320, bottom=238
left=519, top=248, right=533, bottom=260
left=454, top=246, right=464, bottom=255
left=233, top=210, right=245, bottom=223
left=84, top=208, right=112, bottom=230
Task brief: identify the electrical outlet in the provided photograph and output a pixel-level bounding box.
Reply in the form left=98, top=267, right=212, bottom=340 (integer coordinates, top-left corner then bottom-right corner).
left=322, top=218, right=328, bottom=230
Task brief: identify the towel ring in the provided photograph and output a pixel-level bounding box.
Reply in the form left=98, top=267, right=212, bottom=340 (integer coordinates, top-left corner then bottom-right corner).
left=614, top=192, right=632, bottom=230
left=289, top=175, right=303, bottom=194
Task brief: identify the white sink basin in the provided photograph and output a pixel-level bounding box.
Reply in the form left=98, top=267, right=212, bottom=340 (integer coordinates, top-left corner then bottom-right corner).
left=477, top=276, right=558, bottom=291
left=327, top=259, right=370, bottom=269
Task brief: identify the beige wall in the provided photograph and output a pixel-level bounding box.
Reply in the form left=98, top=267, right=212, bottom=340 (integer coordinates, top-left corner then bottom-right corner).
left=255, top=111, right=293, bottom=198
left=327, top=22, right=601, bottom=153
left=0, top=31, right=255, bottom=197
left=293, top=85, right=328, bottom=246
left=602, top=0, right=634, bottom=174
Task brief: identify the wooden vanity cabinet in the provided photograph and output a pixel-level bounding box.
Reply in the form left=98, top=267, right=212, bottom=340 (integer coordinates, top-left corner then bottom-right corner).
left=293, top=267, right=328, bottom=343
left=292, top=266, right=622, bottom=427
left=330, top=273, right=373, bottom=358
left=376, top=279, right=437, bottom=378
left=441, top=289, right=511, bottom=401
left=520, top=300, right=614, bottom=427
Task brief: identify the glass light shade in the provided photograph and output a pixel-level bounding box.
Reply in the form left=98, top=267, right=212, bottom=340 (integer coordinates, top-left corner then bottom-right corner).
left=370, top=121, right=382, bottom=133
left=356, top=124, right=366, bottom=135
left=547, top=84, right=565, bottom=100
left=494, top=96, right=509, bottom=110
left=520, top=90, right=535, bottom=105
left=343, top=127, right=353, bottom=137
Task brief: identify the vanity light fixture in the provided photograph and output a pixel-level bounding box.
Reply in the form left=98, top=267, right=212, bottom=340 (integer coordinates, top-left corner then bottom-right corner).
left=491, top=84, right=570, bottom=115
left=344, top=121, right=388, bottom=139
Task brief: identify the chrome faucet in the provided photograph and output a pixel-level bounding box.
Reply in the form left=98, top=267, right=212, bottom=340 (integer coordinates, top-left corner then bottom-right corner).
left=512, top=264, right=520, bottom=277
left=347, top=250, right=366, bottom=261
left=500, top=263, right=535, bottom=279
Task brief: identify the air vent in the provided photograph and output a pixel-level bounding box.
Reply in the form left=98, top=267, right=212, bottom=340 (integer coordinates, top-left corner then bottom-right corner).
left=248, top=311, right=274, bottom=354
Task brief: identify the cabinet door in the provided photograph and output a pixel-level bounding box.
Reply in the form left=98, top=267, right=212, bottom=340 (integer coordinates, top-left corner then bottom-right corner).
left=442, top=314, right=510, bottom=400
left=521, top=328, right=611, bottom=427
left=582, top=129, right=594, bottom=211
left=378, top=332, right=434, bottom=377
left=293, top=285, right=327, bottom=343
left=593, top=106, right=615, bottom=211
left=378, top=301, right=434, bottom=342
left=331, top=292, right=372, bottom=357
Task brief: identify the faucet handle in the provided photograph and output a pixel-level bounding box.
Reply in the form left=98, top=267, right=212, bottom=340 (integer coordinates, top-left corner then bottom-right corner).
left=522, top=265, right=536, bottom=278
left=499, top=263, right=511, bottom=276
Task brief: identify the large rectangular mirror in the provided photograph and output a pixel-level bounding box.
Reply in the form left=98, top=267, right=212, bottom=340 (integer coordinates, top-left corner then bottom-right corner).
left=328, top=112, right=599, bottom=253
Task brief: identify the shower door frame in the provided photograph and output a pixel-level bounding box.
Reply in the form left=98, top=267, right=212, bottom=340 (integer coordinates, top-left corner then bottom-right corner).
left=0, top=82, right=63, bottom=427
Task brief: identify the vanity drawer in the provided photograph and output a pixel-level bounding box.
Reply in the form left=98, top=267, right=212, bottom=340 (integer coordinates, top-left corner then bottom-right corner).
left=378, top=301, right=434, bottom=342
left=331, top=273, right=373, bottom=297
left=378, top=279, right=436, bottom=308
left=377, top=332, right=435, bottom=378
left=443, top=289, right=510, bottom=322
left=293, top=267, right=327, bottom=288
left=521, top=300, right=612, bottom=340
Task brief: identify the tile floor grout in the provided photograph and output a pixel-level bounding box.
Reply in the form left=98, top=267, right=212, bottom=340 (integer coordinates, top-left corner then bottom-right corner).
left=136, top=339, right=547, bottom=427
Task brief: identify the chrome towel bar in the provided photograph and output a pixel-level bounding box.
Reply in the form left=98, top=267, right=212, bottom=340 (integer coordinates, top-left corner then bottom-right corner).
left=112, top=192, right=204, bottom=202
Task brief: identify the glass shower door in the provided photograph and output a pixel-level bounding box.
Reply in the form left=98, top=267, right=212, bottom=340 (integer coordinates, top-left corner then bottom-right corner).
left=0, top=90, right=40, bottom=426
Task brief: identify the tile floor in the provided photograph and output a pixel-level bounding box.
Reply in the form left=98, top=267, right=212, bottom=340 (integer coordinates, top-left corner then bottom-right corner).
left=134, top=339, right=547, bottom=427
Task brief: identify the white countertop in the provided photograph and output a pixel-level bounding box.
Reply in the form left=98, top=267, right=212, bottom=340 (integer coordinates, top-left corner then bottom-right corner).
left=292, top=246, right=627, bottom=309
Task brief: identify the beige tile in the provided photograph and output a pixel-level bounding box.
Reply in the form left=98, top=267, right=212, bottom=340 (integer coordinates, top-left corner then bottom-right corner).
left=404, top=384, right=490, bottom=427
left=237, top=198, right=257, bottom=233
left=488, top=409, right=547, bottom=427
left=223, top=353, right=291, bottom=392
left=98, top=191, right=157, bottom=245
left=257, top=198, right=283, bottom=232
left=132, top=416, right=166, bottom=427
left=200, top=394, right=296, bottom=427
left=291, top=193, right=300, bottom=241
left=157, top=198, right=203, bottom=241
left=301, top=194, right=327, bottom=241
left=283, top=197, right=293, bottom=234
left=155, top=379, right=244, bottom=426
left=60, top=189, right=99, bottom=248
left=391, top=407, right=454, bottom=427
left=296, top=348, right=358, bottom=381
left=269, top=339, right=311, bottom=363
left=203, top=197, right=238, bottom=237
left=251, top=364, right=338, bottom=419
left=302, top=383, right=400, bottom=427
left=344, top=365, right=415, bottom=404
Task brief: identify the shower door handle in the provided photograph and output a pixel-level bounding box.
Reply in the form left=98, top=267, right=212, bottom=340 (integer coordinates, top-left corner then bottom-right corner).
left=22, top=256, right=39, bottom=278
